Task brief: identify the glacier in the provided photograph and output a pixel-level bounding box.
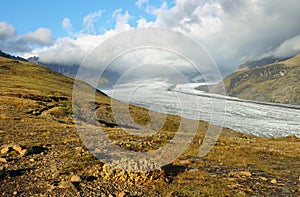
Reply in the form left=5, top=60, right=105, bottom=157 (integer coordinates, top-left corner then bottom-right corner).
left=103, top=81, right=300, bottom=138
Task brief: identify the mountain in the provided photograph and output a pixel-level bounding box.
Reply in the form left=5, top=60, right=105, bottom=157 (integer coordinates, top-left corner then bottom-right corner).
left=222, top=54, right=300, bottom=105
left=28, top=57, right=121, bottom=89
left=0, top=50, right=27, bottom=62
left=28, top=57, right=208, bottom=89
left=27, top=56, right=82, bottom=78
left=2, top=49, right=299, bottom=105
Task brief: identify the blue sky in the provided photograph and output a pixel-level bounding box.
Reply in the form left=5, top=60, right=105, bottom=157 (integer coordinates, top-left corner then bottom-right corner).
left=0, top=0, right=163, bottom=38
left=1, top=0, right=300, bottom=74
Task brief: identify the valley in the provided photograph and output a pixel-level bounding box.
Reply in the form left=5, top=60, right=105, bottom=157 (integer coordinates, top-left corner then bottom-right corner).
left=0, top=57, right=299, bottom=196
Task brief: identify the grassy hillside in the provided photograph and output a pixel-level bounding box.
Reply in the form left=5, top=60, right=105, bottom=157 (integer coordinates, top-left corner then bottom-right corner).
left=223, top=54, right=300, bottom=105
left=0, top=57, right=299, bottom=196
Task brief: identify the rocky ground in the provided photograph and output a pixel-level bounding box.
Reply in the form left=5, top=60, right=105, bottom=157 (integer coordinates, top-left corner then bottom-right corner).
left=1, top=101, right=299, bottom=196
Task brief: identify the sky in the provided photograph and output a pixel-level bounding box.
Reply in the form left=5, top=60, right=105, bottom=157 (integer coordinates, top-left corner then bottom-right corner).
left=1, top=0, right=300, bottom=76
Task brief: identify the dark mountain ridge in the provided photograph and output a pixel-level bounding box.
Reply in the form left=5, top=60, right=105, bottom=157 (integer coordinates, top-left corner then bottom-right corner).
left=236, top=56, right=291, bottom=72
left=0, top=50, right=28, bottom=62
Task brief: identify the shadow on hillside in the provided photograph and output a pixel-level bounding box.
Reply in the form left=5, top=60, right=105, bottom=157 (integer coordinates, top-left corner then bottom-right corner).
left=162, top=164, right=186, bottom=183
left=9, top=168, right=35, bottom=177
left=97, top=119, right=139, bottom=130
left=30, top=146, right=48, bottom=155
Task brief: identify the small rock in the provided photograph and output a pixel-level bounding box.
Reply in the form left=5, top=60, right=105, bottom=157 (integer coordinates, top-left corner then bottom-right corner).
left=228, top=183, right=241, bottom=189
left=2, top=144, right=30, bottom=157
left=47, top=184, right=55, bottom=191
left=0, top=158, right=7, bottom=163
left=277, top=183, right=286, bottom=186
left=178, top=159, right=190, bottom=165
left=19, top=149, right=29, bottom=157
left=118, top=191, right=126, bottom=197
left=13, top=191, right=17, bottom=195
left=239, top=171, right=252, bottom=177
left=259, top=176, right=267, bottom=181
left=188, top=168, right=198, bottom=172
left=242, top=188, right=254, bottom=194
left=75, top=147, right=84, bottom=152
left=29, top=158, right=35, bottom=162
left=12, top=144, right=22, bottom=153
left=70, top=175, right=81, bottom=182
left=164, top=177, right=171, bottom=183
left=270, top=178, right=277, bottom=184
left=227, top=177, right=236, bottom=182
left=58, top=181, right=74, bottom=189
left=0, top=147, right=10, bottom=154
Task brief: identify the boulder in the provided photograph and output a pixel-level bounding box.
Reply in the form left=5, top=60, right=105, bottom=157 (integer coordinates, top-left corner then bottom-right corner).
left=70, top=175, right=81, bottom=183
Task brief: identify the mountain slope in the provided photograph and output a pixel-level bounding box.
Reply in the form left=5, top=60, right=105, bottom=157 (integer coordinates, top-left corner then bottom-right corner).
left=236, top=56, right=290, bottom=72
left=223, top=54, right=300, bottom=105
left=0, top=57, right=299, bottom=196
left=27, top=57, right=122, bottom=89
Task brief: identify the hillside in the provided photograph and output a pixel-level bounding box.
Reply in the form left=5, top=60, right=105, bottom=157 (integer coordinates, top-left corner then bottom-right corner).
left=235, top=56, right=290, bottom=72
left=0, top=57, right=299, bottom=196
left=223, top=54, right=300, bottom=105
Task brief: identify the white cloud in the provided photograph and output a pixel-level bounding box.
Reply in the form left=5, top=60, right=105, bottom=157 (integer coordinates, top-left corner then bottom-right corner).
left=153, top=0, right=206, bottom=30
left=17, top=28, right=53, bottom=46
left=23, top=9, right=133, bottom=65
left=0, top=22, right=53, bottom=53
left=0, top=22, right=16, bottom=40
left=145, top=0, right=300, bottom=73
left=135, top=0, right=149, bottom=9
left=62, top=18, right=72, bottom=30
left=112, top=9, right=132, bottom=32
left=82, top=10, right=102, bottom=34
left=137, top=17, right=154, bottom=28
left=261, top=34, right=300, bottom=58
left=28, top=35, right=103, bottom=65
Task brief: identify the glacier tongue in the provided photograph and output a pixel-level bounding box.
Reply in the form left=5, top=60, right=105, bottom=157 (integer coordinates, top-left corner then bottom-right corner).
left=103, top=82, right=300, bottom=138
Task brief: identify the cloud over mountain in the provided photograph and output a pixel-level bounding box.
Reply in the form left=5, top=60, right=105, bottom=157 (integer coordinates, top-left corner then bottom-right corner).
left=261, top=34, right=300, bottom=59
left=145, top=0, right=300, bottom=73
left=0, top=22, right=16, bottom=40
left=0, top=22, right=53, bottom=53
